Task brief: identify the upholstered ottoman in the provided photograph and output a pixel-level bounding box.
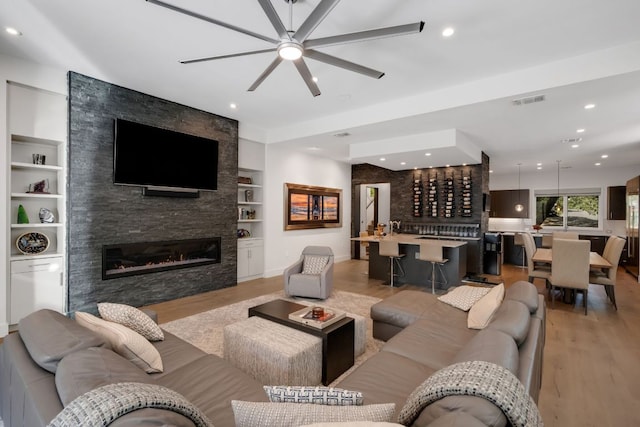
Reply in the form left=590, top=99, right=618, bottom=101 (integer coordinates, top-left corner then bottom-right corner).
left=223, top=316, right=322, bottom=385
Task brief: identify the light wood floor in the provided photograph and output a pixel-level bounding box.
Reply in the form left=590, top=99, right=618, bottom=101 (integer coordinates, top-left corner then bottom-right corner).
left=145, top=260, right=640, bottom=426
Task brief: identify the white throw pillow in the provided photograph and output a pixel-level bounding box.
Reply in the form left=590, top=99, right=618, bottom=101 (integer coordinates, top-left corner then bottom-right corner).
left=302, top=255, right=329, bottom=275
left=232, top=401, right=395, bottom=427
left=75, top=312, right=163, bottom=373
left=437, top=286, right=492, bottom=311
left=98, top=302, right=164, bottom=341
left=467, top=283, right=505, bottom=329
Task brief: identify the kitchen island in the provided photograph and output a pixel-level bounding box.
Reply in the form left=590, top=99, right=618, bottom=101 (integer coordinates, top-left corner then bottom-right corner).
left=353, top=234, right=467, bottom=291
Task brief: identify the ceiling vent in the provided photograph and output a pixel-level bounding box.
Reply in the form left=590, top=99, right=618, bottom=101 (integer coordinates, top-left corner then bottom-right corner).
left=333, top=132, right=351, bottom=138
left=512, top=94, right=546, bottom=106
left=561, top=137, right=582, bottom=143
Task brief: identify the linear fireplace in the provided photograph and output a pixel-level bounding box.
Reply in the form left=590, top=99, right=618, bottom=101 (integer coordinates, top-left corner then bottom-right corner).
left=102, top=237, right=221, bottom=280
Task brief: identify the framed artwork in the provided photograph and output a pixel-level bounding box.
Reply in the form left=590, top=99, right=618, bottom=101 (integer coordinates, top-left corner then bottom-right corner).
left=284, top=183, right=342, bottom=230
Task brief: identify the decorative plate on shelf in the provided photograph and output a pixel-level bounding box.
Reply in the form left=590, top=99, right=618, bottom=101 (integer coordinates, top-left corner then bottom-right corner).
left=16, top=232, right=50, bottom=255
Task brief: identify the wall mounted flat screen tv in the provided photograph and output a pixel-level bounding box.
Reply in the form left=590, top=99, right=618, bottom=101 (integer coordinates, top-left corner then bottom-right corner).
left=113, top=119, right=218, bottom=191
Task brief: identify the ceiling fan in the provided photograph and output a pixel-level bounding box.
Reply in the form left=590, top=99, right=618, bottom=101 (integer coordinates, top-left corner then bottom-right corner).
left=147, top=0, right=424, bottom=96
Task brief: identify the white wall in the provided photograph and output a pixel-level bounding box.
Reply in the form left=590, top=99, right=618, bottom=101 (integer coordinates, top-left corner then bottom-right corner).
left=263, top=146, right=352, bottom=278
left=0, top=54, right=67, bottom=336
left=489, top=165, right=640, bottom=235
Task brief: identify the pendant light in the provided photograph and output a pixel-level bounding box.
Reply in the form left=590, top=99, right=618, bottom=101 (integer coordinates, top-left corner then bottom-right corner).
left=515, top=163, right=524, bottom=213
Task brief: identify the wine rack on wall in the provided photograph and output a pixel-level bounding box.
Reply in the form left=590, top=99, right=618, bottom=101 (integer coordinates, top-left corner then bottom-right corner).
left=460, top=172, right=472, bottom=217
left=426, top=173, right=438, bottom=218
left=412, top=172, right=423, bottom=217
left=443, top=174, right=455, bottom=218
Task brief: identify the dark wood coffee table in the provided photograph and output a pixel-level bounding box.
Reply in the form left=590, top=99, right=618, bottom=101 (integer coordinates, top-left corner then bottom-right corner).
left=248, top=299, right=355, bottom=385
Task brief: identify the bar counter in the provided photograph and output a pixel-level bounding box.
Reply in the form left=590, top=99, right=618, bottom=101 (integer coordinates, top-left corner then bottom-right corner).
left=352, top=234, right=467, bottom=290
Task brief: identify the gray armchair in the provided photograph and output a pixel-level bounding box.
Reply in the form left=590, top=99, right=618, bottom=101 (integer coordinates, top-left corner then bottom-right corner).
left=284, top=246, right=334, bottom=299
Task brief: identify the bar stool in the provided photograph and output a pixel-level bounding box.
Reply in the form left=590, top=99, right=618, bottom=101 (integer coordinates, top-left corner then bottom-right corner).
left=378, top=240, right=405, bottom=287
left=419, top=243, right=448, bottom=294
left=514, top=232, right=526, bottom=268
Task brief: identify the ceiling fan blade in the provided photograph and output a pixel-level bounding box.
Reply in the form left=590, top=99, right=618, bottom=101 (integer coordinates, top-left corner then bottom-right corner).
left=293, top=58, right=321, bottom=97
left=305, top=21, right=425, bottom=49
left=180, top=48, right=276, bottom=64
left=257, top=0, right=290, bottom=40
left=248, top=56, right=284, bottom=92
left=146, top=0, right=279, bottom=44
left=293, top=0, right=341, bottom=42
left=304, top=50, right=384, bottom=79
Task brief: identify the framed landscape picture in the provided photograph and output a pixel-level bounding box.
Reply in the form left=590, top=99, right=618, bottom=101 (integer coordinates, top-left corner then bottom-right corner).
left=284, top=183, right=342, bottom=230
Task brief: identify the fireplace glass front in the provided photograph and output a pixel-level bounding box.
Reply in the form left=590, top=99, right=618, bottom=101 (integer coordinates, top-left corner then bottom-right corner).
left=102, top=237, right=221, bottom=280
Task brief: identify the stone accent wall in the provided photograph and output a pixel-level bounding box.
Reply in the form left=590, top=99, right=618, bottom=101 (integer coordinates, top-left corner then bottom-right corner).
left=67, top=72, right=238, bottom=313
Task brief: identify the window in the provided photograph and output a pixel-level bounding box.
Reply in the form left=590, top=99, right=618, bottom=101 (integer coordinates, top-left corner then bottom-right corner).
left=536, top=193, right=600, bottom=229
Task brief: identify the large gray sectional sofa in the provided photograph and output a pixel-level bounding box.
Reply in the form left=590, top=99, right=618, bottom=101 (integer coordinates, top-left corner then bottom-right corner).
left=0, top=280, right=544, bottom=427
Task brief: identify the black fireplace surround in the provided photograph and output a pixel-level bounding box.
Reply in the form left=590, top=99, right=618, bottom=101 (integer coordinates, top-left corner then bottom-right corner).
left=102, top=237, right=221, bottom=280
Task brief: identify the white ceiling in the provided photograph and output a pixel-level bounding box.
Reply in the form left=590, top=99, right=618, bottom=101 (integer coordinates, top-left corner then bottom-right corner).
left=1, top=0, right=640, bottom=176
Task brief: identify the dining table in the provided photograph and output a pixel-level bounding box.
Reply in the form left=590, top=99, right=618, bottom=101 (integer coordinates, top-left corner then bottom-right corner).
left=532, top=247, right=612, bottom=304
left=531, top=247, right=612, bottom=269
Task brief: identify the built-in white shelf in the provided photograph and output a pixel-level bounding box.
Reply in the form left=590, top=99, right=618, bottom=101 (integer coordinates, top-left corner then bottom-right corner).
left=11, top=193, right=63, bottom=199
left=11, top=162, right=63, bottom=171
left=11, top=223, right=64, bottom=228
left=12, top=134, right=64, bottom=146
left=238, top=183, right=262, bottom=189
left=10, top=252, right=64, bottom=261
left=238, top=219, right=263, bottom=223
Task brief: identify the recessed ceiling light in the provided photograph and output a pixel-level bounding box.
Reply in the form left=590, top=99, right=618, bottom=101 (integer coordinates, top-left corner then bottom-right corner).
left=400, top=161, right=406, bottom=165
left=229, top=103, right=237, bottom=109
left=536, top=162, right=542, bottom=166
left=537, top=166, right=542, bottom=170
left=462, top=163, right=467, bottom=166
left=595, top=162, right=601, bottom=166
left=380, top=157, right=386, bottom=161
left=442, top=27, right=455, bottom=37
left=445, top=164, right=450, bottom=168
left=414, top=167, right=418, bottom=170
left=576, top=128, right=585, bottom=133
left=5, top=27, right=22, bottom=36
left=425, top=152, right=431, bottom=156
left=584, top=103, right=596, bottom=110
left=429, top=166, right=434, bottom=169
left=312, top=76, right=318, bottom=83
left=601, top=154, right=608, bottom=159
left=489, top=170, right=493, bottom=173
left=571, top=144, right=580, bottom=148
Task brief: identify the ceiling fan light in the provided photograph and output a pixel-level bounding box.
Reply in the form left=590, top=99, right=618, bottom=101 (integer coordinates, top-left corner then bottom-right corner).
left=278, top=42, right=303, bottom=60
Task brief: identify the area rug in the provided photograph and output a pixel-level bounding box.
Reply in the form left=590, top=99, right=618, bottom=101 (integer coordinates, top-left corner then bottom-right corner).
left=161, top=290, right=385, bottom=385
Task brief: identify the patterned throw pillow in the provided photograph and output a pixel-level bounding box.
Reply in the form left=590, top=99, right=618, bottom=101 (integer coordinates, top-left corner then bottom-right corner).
left=75, top=312, right=163, bottom=373
left=231, top=401, right=395, bottom=427
left=467, top=283, right=505, bottom=330
left=264, top=386, right=363, bottom=406
left=437, top=285, right=492, bottom=311
left=98, top=302, right=164, bottom=341
left=302, top=255, right=329, bottom=275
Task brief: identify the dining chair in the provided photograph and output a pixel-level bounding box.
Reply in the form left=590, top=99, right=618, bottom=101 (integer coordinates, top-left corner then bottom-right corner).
left=522, top=232, right=550, bottom=287
left=548, top=238, right=590, bottom=315
left=514, top=232, right=526, bottom=268
left=540, top=234, right=553, bottom=248
left=553, top=231, right=579, bottom=241
left=589, top=235, right=625, bottom=310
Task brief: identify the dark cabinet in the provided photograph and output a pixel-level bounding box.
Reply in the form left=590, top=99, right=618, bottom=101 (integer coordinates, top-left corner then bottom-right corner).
left=489, top=190, right=530, bottom=218
left=607, top=186, right=626, bottom=220
left=579, top=235, right=606, bottom=255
